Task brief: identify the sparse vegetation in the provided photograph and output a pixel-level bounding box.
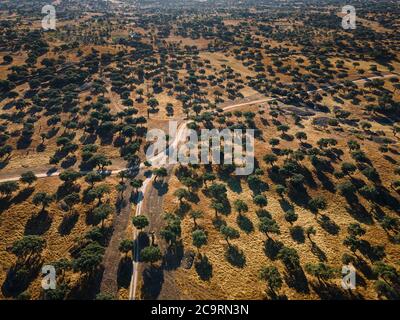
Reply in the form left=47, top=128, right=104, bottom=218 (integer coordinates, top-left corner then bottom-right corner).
left=0, top=0, right=399, bottom=302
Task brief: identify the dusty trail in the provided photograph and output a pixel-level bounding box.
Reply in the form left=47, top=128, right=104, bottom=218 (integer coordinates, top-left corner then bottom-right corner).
left=128, top=176, right=152, bottom=300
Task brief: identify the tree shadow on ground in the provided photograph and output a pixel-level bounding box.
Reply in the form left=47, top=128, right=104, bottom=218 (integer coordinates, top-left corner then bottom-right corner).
left=99, top=133, right=114, bottom=146
left=212, top=216, right=226, bottom=230
left=353, top=272, right=368, bottom=289
left=56, top=184, right=81, bottom=201
left=350, top=177, right=366, bottom=189
left=174, top=201, right=191, bottom=218
left=16, top=137, right=32, bottom=150
left=354, top=256, right=376, bottom=280
left=290, top=226, right=305, bottom=243
left=80, top=134, right=97, bottom=145
left=133, top=232, right=149, bottom=262
left=24, top=211, right=52, bottom=235
left=316, top=171, right=335, bottom=193
left=141, top=265, right=164, bottom=300
left=317, top=214, right=340, bottom=235
left=153, top=180, right=169, bottom=196
left=12, top=187, right=34, bottom=205
left=288, top=186, right=311, bottom=208
left=61, top=156, right=77, bottom=169
left=264, top=238, right=284, bottom=261
left=0, top=197, right=12, bottom=215
left=267, top=166, right=286, bottom=185
left=341, top=191, right=358, bottom=205
left=300, top=166, right=318, bottom=189
left=68, top=266, right=104, bottom=300
left=1, top=258, right=42, bottom=298
left=226, top=176, right=242, bottom=193
left=187, top=192, right=200, bottom=204
left=236, top=214, right=254, bottom=234
left=378, top=288, right=400, bottom=300
left=281, top=133, right=294, bottom=142
left=0, top=159, right=10, bottom=170
left=36, top=143, right=46, bottom=152
left=384, top=155, right=397, bottom=164
left=225, top=245, right=246, bottom=268
left=373, top=205, right=387, bottom=221
left=310, top=242, right=327, bottom=262
left=300, top=142, right=313, bottom=149
left=389, top=147, right=400, bottom=156
left=376, top=186, right=400, bottom=212
left=116, top=197, right=127, bottom=214
left=85, top=209, right=96, bottom=226
left=357, top=240, right=386, bottom=262
left=345, top=202, right=374, bottom=225
left=58, top=213, right=79, bottom=235
left=278, top=199, right=293, bottom=212
left=162, top=241, right=184, bottom=271
left=219, top=199, right=232, bottom=216
left=310, top=281, right=363, bottom=300
left=117, top=257, right=133, bottom=289
left=130, top=190, right=141, bottom=205
left=195, top=255, right=213, bottom=281
left=283, top=266, right=309, bottom=294
left=274, top=292, right=290, bottom=301
left=248, top=180, right=269, bottom=195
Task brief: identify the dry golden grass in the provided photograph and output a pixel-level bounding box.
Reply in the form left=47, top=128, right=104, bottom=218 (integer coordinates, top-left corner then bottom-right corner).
left=165, top=36, right=211, bottom=50
left=0, top=175, right=119, bottom=299
left=199, top=52, right=256, bottom=78
left=1, top=8, right=400, bottom=300
left=160, top=100, right=400, bottom=300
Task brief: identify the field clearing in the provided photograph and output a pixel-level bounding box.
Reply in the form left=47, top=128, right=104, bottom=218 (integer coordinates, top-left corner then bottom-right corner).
left=223, top=19, right=245, bottom=26
left=199, top=52, right=256, bottom=78
left=165, top=36, right=211, bottom=50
